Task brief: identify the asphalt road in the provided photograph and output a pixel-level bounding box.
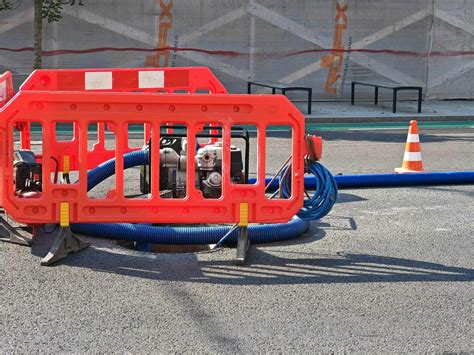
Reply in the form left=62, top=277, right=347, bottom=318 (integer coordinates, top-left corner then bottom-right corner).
left=1, top=126, right=473, bottom=352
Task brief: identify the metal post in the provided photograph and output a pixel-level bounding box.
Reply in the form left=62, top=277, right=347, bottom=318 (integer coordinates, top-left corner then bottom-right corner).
left=236, top=226, right=249, bottom=265
left=247, top=82, right=252, bottom=94
left=351, top=82, right=355, bottom=105
left=307, top=88, right=312, bottom=114
left=374, top=86, right=379, bottom=105
left=392, top=89, right=397, bottom=113
left=418, top=89, right=422, bottom=113
left=236, top=202, right=249, bottom=264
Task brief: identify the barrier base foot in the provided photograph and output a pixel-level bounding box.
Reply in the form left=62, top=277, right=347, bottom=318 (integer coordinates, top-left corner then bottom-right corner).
left=40, top=227, right=89, bottom=266
left=235, top=226, right=249, bottom=265
left=0, top=216, right=32, bottom=246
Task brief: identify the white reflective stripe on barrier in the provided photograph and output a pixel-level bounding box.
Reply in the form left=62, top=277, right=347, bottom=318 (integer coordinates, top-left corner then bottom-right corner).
left=138, top=71, right=164, bottom=88
left=406, top=134, right=420, bottom=143
left=85, top=72, right=113, bottom=90
left=403, top=151, right=422, bottom=161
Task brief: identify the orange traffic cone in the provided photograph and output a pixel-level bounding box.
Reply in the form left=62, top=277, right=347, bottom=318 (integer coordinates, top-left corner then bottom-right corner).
left=395, top=120, right=425, bottom=173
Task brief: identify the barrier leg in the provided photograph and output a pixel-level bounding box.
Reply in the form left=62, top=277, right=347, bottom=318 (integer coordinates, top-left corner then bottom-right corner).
left=236, top=203, right=249, bottom=264
left=236, top=226, right=249, bottom=265
left=40, top=226, right=89, bottom=266
left=0, top=215, right=32, bottom=246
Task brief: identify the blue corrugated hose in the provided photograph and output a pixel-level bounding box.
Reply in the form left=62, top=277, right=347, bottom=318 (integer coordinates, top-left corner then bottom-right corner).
left=256, top=171, right=474, bottom=190
left=73, top=149, right=337, bottom=244
left=76, top=150, right=474, bottom=248
left=76, top=149, right=474, bottom=246
left=72, top=215, right=309, bottom=245
left=278, top=161, right=338, bottom=221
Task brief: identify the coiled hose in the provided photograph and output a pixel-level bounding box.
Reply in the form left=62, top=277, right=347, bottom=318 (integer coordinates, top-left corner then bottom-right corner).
left=277, top=161, right=338, bottom=221
left=72, top=149, right=337, bottom=244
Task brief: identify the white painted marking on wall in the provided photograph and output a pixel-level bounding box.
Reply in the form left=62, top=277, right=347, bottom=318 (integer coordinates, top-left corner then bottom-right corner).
left=0, top=8, right=34, bottom=35
left=278, top=7, right=429, bottom=85
left=85, top=72, right=112, bottom=90
left=138, top=71, right=164, bottom=88
left=62, top=7, right=249, bottom=81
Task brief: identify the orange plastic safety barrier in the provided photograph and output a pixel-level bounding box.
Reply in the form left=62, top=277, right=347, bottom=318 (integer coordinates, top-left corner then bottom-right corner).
left=16, top=67, right=228, bottom=171
left=0, top=71, right=14, bottom=108
left=19, top=67, right=228, bottom=94
left=0, top=67, right=305, bottom=226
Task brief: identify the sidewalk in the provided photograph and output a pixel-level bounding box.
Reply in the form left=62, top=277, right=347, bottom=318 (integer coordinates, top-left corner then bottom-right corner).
left=293, top=100, right=474, bottom=123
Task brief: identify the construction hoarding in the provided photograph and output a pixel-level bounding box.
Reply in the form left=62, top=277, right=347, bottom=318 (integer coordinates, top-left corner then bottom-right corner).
left=0, top=0, right=472, bottom=100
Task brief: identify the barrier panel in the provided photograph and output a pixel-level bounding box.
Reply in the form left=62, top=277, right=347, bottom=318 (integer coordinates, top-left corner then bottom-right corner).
left=19, top=67, right=228, bottom=94
left=0, top=71, right=14, bottom=108
left=11, top=67, right=228, bottom=172
left=0, top=68, right=305, bottom=225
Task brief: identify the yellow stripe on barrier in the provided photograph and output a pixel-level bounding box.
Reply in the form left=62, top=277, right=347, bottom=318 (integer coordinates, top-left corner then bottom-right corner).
left=63, top=155, right=70, bottom=174
left=239, top=202, right=249, bottom=227
left=60, top=202, right=70, bottom=227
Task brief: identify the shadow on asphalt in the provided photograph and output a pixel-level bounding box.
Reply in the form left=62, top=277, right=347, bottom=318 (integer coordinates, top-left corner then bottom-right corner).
left=47, top=220, right=473, bottom=285
left=28, top=195, right=472, bottom=286
left=56, top=247, right=474, bottom=286
left=337, top=193, right=368, bottom=204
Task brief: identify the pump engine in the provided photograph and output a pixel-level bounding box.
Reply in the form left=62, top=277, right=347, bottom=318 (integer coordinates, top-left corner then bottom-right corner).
left=13, top=150, right=43, bottom=193
left=148, top=137, right=244, bottom=199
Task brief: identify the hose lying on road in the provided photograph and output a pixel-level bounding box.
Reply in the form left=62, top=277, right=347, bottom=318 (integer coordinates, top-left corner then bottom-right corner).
left=259, top=171, right=474, bottom=190
left=73, top=149, right=338, bottom=245
left=72, top=216, right=309, bottom=245
left=333, top=171, right=474, bottom=188
left=75, top=149, right=473, bottom=245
